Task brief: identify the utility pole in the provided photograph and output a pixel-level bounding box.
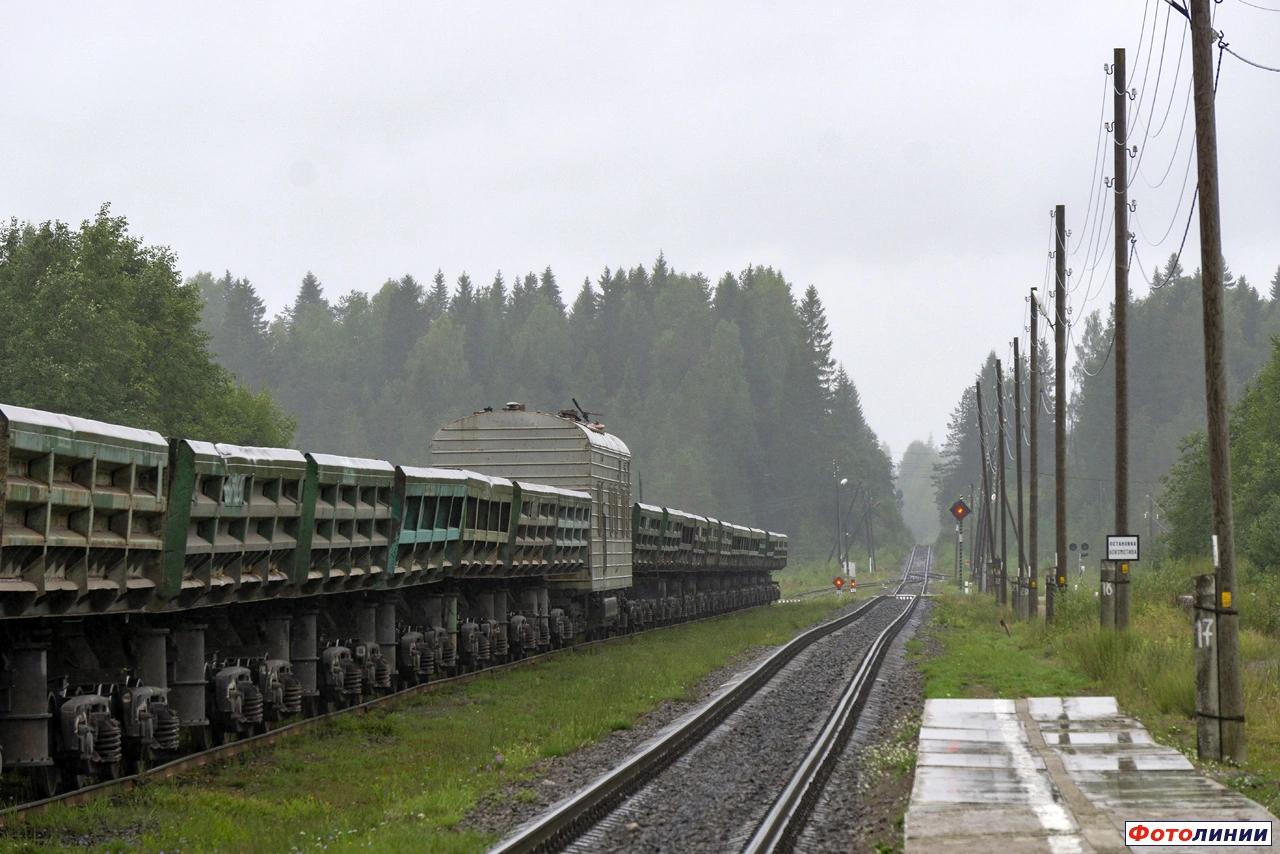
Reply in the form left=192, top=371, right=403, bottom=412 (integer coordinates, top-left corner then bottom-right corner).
left=1190, top=0, right=1243, bottom=763
left=1029, top=291, right=1040, bottom=618
left=832, top=461, right=841, bottom=567
left=1054, top=205, right=1068, bottom=604
left=1014, top=338, right=1027, bottom=619
left=1148, top=493, right=1155, bottom=555
left=955, top=520, right=961, bottom=583
left=867, top=502, right=877, bottom=575
left=1113, top=46, right=1132, bottom=632
left=975, top=381, right=993, bottom=595
left=996, top=360, right=1008, bottom=607
left=969, top=481, right=976, bottom=584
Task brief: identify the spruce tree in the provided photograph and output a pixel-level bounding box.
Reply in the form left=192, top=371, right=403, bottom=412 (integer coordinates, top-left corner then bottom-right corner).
left=427, top=269, right=450, bottom=320
left=798, top=285, right=836, bottom=395
left=539, top=265, right=564, bottom=314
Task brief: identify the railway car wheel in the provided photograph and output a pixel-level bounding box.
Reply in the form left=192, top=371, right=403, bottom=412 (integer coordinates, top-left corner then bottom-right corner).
left=188, top=725, right=213, bottom=752
left=62, top=766, right=92, bottom=792
left=27, top=766, right=59, bottom=799
left=126, top=746, right=155, bottom=775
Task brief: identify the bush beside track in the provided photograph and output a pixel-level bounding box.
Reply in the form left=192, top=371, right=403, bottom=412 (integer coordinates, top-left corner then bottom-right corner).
left=2, top=598, right=863, bottom=853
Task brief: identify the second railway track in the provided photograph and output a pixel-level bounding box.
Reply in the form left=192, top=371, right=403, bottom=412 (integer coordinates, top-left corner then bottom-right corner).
left=493, top=545, right=935, bottom=854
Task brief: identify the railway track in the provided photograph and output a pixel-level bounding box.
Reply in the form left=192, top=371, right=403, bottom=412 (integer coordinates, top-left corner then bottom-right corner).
left=491, top=546, right=933, bottom=854
left=744, top=544, right=931, bottom=853
left=0, top=597, right=794, bottom=828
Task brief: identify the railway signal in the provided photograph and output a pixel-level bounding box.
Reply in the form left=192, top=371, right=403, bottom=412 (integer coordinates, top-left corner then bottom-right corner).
left=949, top=499, right=971, bottom=522
left=833, top=576, right=845, bottom=591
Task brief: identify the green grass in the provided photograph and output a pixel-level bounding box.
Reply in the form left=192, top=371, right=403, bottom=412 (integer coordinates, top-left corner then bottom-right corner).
left=921, top=559, right=1280, bottom=814
left=1, top=598, right=853, bottom=853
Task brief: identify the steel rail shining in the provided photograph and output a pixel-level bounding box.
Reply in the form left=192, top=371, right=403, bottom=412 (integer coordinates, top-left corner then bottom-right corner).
left=490, top=558, right=917, bottom=854
left=742, top=545, right=932, bottom=853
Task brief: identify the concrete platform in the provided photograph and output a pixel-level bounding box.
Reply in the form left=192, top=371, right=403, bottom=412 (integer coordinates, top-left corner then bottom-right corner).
left=904, top=697, right=1276, bottom=853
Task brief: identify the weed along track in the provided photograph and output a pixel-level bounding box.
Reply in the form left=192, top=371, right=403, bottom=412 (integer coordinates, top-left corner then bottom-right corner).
left=492, top=546, right=934, bottom=854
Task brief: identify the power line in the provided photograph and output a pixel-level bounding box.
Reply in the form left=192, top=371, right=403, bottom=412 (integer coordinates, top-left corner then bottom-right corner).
left=1220, top=39, right=1280, bottom=72
left=1162, top=0, right=1280, bottom=72
left=1133, top=135, right=1197, bottom=244
left=1070, top=72, right=1115, bottom=257
left=1075, top=329, right=1117, bottom=378
left=1149, top=17, right=1191, bottom=138
left=1137, top=77, right=1194, bottom=190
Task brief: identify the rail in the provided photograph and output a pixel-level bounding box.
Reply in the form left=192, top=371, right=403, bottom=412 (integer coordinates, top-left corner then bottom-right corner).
left=490, top=554, right=922, bottom=854
left=743, top=545, right=933, bottom=853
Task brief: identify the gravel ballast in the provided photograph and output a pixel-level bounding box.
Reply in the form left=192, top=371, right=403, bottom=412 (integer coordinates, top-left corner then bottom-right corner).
left=798, top=595, right=934, bottom=852
left=564, top=594, right=914, bottom=853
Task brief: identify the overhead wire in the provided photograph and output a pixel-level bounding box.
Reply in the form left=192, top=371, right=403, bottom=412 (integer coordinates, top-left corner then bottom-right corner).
left=1149, top=16, right=1190, bottom=138
left=1133, top=135, right=1197, bottom=245
left=1069, top=72, right=1116, bottom=258
left=1220, top=39, right=1280, bottom=72
left=1148, top=27, right=1228, bottom=289
left=1137, top=76, right=1194, bottom=190
left=1127, top=2, right=1174, bottom=178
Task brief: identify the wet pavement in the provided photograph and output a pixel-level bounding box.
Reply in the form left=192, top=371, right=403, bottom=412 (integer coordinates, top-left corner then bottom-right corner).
left=904, top=697, right=1276, bottom=853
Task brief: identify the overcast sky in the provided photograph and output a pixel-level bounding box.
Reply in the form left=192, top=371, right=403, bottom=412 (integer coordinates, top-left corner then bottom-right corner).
left=4, top=2, right=1279, bottom=459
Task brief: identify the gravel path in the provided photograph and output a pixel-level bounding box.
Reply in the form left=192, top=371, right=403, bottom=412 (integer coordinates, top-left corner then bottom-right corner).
left=565, top=595, right=912, bottom=853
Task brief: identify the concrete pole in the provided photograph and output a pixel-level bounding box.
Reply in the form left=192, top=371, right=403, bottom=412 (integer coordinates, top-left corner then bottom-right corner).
left=1195, top=573, right=1221, bottom=760
left=1100, top=565, right=1116, bottom=630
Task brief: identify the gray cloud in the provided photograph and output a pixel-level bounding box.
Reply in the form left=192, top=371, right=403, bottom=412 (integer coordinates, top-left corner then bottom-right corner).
left=3, top=1, right=1277, bottom=456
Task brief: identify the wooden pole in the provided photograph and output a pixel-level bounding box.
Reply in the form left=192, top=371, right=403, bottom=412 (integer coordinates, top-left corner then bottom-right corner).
left=1029, top=292, right=1040, bottom=618
left=1113, top=46, right=1132, bottom=632
left=996, top=360, right=1008, bottom=608
left=1054, top=205, right=1068, bottom=601
left=975, top=381, right=994, bottom=595
left=1189, top=0, right=1243, bottom=762
left=1014, top=338, right=1027, bottom=619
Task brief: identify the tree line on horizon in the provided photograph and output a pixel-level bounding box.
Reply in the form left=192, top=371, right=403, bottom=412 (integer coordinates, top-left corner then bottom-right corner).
left=195, top=249, right=910, bottom=560
left=933, top=254, right=1280, bottom=574
left=0, top=207, right=909, bottom=561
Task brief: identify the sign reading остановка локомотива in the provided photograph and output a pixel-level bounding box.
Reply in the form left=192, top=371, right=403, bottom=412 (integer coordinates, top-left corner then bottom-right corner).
left=1106, top=535, right=1139, bottom=562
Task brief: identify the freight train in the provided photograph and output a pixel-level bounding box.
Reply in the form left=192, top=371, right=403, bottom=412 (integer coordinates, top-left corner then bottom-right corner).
left=0, top=401, right=786, bottom=795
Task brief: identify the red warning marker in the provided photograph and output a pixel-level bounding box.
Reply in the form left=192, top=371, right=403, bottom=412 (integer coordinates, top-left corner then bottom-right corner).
left=949, top=499, right=972, bottom=522
left=833, top=576, right=845, bottom=589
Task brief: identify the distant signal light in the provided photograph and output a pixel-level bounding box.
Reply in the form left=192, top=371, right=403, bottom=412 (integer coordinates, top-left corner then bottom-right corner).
left=949, top=499, right=972, bottom=522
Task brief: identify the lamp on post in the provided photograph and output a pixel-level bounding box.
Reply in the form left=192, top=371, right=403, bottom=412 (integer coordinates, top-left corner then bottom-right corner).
left=836, top=476, right=849, bottom=575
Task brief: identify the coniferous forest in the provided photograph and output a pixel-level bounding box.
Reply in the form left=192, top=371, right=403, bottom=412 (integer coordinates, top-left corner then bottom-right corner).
left=933, top=255, right=1280, bottom=573
left=197, top=256, right=908, bottom=560
left=0, top=207, right=909, bottom=561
